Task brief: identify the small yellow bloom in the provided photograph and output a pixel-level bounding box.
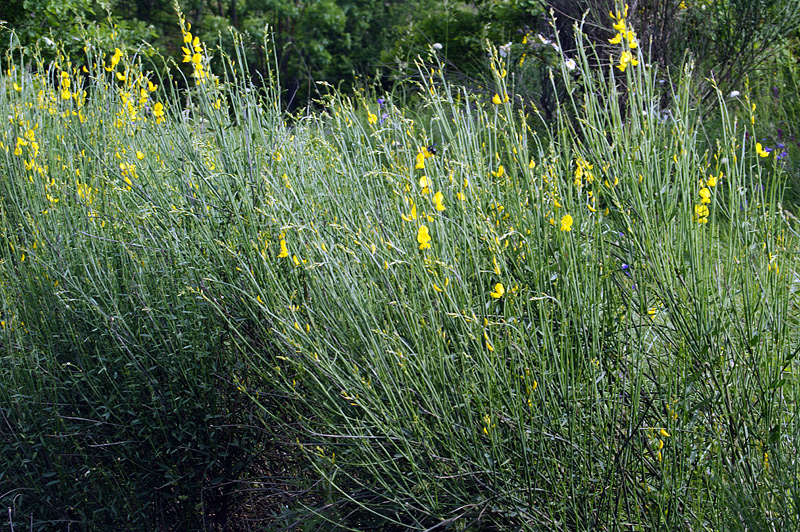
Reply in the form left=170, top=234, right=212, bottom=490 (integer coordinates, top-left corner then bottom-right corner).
left=492, top=93, right=502, bottom=105
left=417, top=225, right=431, bottom=250
left=756, top=142, right=770, bottom=158
left=433, top=191, right=445, bottom=211
left=560, top=214, right=573, bottom=232
left=278, top=239, right=289, bottom=258
left=367, top=111, right=377, bottom=125
left=699, top=187, right=711, bottom=204
left=136, top=150, right=145, bottom=160
left=490, top=283, right=505, bottom=299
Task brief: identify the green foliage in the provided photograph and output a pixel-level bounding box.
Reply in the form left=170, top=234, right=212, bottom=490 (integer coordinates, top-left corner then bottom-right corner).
left=1, top=4, right=800, bottom=530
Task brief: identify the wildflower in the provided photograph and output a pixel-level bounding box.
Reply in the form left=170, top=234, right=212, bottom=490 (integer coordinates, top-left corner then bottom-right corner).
left=694, top=204, right=709, bottom=223
left=136, top=151, right=145, bottom=160
left=565, top=58, right=577, bottom=71
left=278, top=239, right=289, bottom=258
left=415, top=151, right=426, bottom=169
left=153, top=102, right=165, bottom=123
left=433, top=43, right=443, bottom=50
left=729, top=90, right=740, bottom=98
left=756, top=142, right=770, bottom=158
left=492, top=92, right=509, bottom=105
left=419, top=175, right=431, bottom=194
left=490, top=283, right=505, bottom=299
left=401, top=199, right=418, bottom=222
left=107, top=48, right=122, bottom=71
left=433, top=191, right=445, bottom=211
left=560, top=214, right=573, bottom=232
left=367, top=111, right=377, bottom=125
left=617, top=51, right=639, bottom=72
left=499, top=42, right=512, bottom=57
left=417, top=225, right=431, bottom=250
left=699, top=187, right=711, bottom=204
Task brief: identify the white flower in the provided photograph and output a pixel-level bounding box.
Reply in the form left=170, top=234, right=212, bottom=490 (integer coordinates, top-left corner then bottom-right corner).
left=499, top=42, right=512, bottom=57
left=729, top=90, right=740, bottom=98
left=433, top=43, right=443, bottom=50
left=537, top=34, right=550, bottom=45
left=565, top=58, right=577, bottom=71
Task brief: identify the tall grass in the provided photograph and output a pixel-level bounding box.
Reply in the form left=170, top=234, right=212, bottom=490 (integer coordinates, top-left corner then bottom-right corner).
left=1, top=9, right=798, bottom=531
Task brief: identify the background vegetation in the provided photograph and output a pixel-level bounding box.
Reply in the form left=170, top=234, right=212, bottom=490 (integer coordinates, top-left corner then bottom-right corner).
left=1, top=1, right=800, bottom=530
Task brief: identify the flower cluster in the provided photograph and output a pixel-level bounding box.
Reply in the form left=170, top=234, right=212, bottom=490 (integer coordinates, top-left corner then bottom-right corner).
left=693, top=170, right=719, bottom=224
left=608, top=4, right=640, bottom=72
left=406, top=146, right=445, bottom=250
left=180, top=20, right=208, bottom=83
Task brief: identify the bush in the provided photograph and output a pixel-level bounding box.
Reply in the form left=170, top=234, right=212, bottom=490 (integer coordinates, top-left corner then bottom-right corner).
left=1, top=5, right=799, bottom=530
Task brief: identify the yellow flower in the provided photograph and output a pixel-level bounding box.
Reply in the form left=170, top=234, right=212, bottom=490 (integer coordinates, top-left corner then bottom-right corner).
left=415, top=151, right=425, bottom=169
left=419, top=175, right=431, bottom=191
left=367, top=111, right=377, bottom=125
left=433, top=191, right=445, bottom=211
left=617, top=51, right=638, bottom=72
left=492, top=93, right=502, bottom=105
left=560, top=214, right=573, bottom=232
left=417, top=225, right=431, bottom=250
left=401, top=200, right=418, bottom=222
left=756, top=142, right=770, bottom=158
left=694, top=204, right=709, bottom=223
left=490, top=283, right=505, bottom=299
left=278, top=239, right=289, bottom=258
left=136, top=150, right=145, bottom=160
left=699, top=187, right=711, bottom=204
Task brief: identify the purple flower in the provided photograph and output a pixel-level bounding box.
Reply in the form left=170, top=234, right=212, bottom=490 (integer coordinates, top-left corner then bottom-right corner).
left=379, top=112, right=388, bottom=125
left=377, top=98, right=385, bottom=108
